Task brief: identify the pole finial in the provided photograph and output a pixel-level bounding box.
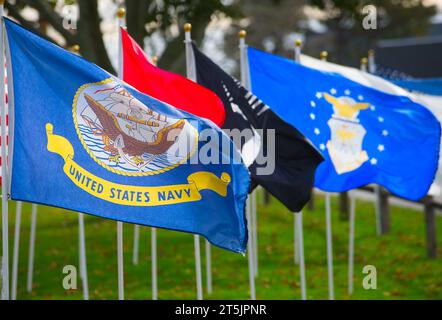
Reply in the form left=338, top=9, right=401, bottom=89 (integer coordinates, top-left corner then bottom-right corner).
left=152, top=55, right=158, bottom=66
left=368, top=49, right=374, bottom=57
left=239, top=30, right=247, bottom=39
left=320, top=51, right=328, bottom=61
left=117, top=7, right=126, bottom=18
left=184, top=23, right=192, bottom=33
left=295, top=39, right=302, bottom=47
left=0, top=0, right=5, bottom=5
left=71, top=44, right=80, bottom=54
left=361, top=57, right=368, bottom=65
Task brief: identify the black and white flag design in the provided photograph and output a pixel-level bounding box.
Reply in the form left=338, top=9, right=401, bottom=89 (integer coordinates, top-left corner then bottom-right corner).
left=192, top=44, right=324, bottom=212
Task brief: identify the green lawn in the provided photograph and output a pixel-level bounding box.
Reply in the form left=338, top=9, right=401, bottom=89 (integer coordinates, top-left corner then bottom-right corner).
left=3, top=192, right=441, bottom=300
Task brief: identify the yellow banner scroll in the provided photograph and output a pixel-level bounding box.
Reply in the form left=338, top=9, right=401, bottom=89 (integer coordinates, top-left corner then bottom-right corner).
left=46, top=123, right=231, bottom=206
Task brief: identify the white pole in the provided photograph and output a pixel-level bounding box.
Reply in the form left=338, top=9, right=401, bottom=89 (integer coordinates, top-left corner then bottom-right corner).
left=205, top=240, right=212, bottom=294
left=239, top=29, right=256, bottom=300
left=348, top=194, right=356, bottom=296
left=78, top=213, right=89, bottom=300
left=325, top=193, right=334, bottom=300
left=293, top=40, right=303, bottom=266
left=151, top=227, right=157, bottom=300
left=117, top=6, right=126, bottom=300
left=296, top=211, right=307, bottom=300
left=252, top=190, right=258, bottom=276
left=132, top=225, right=139, bottom=265
left=26, top=204, right=37, bottom=293
left=183, top=23, right=203, bottom=300
left=0, top=0, right=9, bottom=300
left=11, top=201, right=22, bottom=300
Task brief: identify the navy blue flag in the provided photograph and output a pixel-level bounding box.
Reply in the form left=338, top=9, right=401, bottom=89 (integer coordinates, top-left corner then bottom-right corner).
left=393, top=78, right=442, bottom=96
left=248, top=47, right=440, bottom=201
left=5, top=18, right=250, bottom=253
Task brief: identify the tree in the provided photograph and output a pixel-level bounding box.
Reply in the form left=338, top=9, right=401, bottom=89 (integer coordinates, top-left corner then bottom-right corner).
left=6, top=0, right=240, bottom=74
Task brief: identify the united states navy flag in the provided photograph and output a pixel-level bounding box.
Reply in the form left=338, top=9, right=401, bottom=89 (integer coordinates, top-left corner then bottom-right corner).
left=5, top=18, right=249, bottom=253
left=248, top=47, right=440, bottom=201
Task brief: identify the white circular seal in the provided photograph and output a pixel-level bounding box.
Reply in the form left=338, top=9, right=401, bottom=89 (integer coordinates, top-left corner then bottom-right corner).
left=73, top=78, right=198, bottom=176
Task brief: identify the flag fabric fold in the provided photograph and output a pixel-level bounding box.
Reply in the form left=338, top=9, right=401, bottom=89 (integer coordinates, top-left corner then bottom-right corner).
left=121, top=27, right=225, bottom=127
left=248, top=47, right=440, bottom=201
left=190, top=44, right=324, bottom=212
left=5, top=18, right=249, bottom=253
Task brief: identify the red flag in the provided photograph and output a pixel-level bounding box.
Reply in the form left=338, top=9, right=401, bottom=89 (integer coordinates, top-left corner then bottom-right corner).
left=121, top=28, right=225, bottom=127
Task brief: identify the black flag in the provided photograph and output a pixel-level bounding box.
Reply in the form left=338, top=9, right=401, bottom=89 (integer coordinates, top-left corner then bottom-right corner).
left=192, top=44, right=324, bottom=212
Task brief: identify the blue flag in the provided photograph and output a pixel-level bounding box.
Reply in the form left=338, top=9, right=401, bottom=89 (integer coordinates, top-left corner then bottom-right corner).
left=248, top=47, right=440, bottom=201
left=5, top=18, right=249, bottom=253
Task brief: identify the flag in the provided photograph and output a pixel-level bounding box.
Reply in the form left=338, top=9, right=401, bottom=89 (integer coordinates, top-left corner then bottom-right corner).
left=392, top=78, right=442, bottom=96
left=121, top=27, right=225, bottom=127
left=191, top=44, right=323, bottom=212
left=301, top=53, right=442, bottom=200
left=248, top=47, right=440, bottom=201
left=5, top=18, right=250, bottom=253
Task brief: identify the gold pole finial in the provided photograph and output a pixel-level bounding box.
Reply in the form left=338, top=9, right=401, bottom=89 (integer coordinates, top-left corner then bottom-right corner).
left=0, top=0, right=5, bottom=6
left=320, top=51, right=328, bottom=60
left=239, top=30, right=247, bottom=39
left=295, top=39, right=302, bottom=47
left=368, top=49, right=374, bottom=57
left=71, top=44, right=80, bottom=54
left=152, top=55, right=158, bottom=66
left=361, top=57, right=368, bottom=65
left=184, top=23, right=192, bottom=33
left=117, top=7, right=126, bottom=18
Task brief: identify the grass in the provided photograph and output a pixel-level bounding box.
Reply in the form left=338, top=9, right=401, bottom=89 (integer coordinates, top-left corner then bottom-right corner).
left=2, top=191, right=441, bottom=300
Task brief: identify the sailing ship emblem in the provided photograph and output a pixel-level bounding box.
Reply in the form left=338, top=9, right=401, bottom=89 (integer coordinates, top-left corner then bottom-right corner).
left=323, top=93, right=370, bottom=174
left=73, top=78, right=198, bottom=176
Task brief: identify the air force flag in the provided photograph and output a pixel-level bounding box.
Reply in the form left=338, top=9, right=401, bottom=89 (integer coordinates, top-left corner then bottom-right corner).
left=248, top=47, right=440, bottom=201
left=5, top=18, right=249, bottom=253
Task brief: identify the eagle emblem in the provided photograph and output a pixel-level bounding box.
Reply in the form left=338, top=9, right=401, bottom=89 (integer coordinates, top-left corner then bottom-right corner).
left=323, top=92, right=370, bottom=174
left=73, top=78, right=198, bottom=176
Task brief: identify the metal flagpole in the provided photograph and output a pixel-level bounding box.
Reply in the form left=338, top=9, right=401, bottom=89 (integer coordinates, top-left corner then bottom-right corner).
left=132, top=225, right=139, bottom=265
left=11, top=201, right=22, bottom=300
left=293, top=39, right=302, bottom=266
left=183, top=23, right=203, bottom=300
left=294, top=39, right=307, bottom=300
left=0, top=0, right=9, bottom=300
left=78, top=213, right=89, bottom=300
left=239, top=29, right=256, bottom=300
left=348, top=193, right=356, bottom=295
left=26, top=204, right=37, bottom=293
left=151, top=55, right=158, bottom=301
left=325, top=193, right=334, bottom=300
left=205, top=239, right=212, bottom=295
left=70, top=44, right=89, bottom=300
left=252, top=190, right=258, bottom=276
left=319, top=51, right=334, bottom=300
left=117, top=6, right=126, bottom=300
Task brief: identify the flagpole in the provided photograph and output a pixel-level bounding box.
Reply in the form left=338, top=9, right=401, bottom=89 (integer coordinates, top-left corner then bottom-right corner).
left=294, top=39, right=307, bottom=300
left=11, top=201, right=21, bottom=300
left=319, top=50, right=334, bottom=300
left=117, top=6, right=126, bottom=300
left=348, top=192, right=356, bottom=296
left=70, top=44, right=89, bottom=300
left=0, top=0, right=9, bottom=300
left=252, top=187, right=258, bottom=277
left=150, top=55, right=159, bottom=300
left=26, top=204, right=37, bottom=293
left=183, top=23, right=203, bottom=300
left=239, top=29, right=256, bottom=300
left=132, top=225, right=139, bottom=265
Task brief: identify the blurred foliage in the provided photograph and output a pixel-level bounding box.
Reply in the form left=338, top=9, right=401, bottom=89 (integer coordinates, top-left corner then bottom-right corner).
left=308, top=0, right=437, bottom=65
left=5, top=0, right=439, bottom=73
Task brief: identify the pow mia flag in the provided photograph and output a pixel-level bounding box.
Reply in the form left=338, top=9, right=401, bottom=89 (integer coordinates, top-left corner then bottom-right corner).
left=191, top=44, right=323, bottom=212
